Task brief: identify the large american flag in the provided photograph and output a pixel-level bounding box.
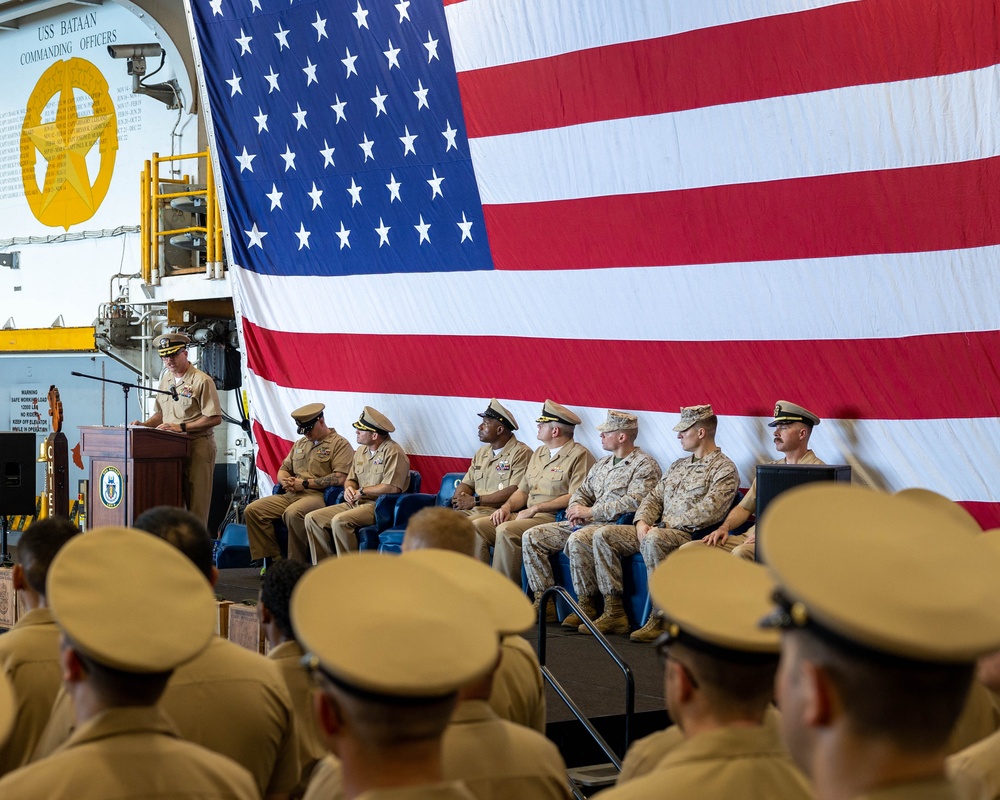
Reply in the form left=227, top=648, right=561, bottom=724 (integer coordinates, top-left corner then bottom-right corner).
left=188, top=0, right=1000, bottom=527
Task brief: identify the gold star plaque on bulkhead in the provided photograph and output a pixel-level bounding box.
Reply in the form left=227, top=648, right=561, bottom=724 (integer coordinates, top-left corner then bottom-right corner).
left=19, top=57, right=118, bottom=230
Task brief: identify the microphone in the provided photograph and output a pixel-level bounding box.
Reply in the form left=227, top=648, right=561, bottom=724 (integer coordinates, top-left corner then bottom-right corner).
left=170, top=386, right=178, bottom=400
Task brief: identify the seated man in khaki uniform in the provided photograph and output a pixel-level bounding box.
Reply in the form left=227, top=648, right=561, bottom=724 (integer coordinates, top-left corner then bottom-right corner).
left=402, top=506, right=547, bottom=733
left=0, top=526, right=257, bottom=799
left=303, top=406, right=410, bottom=563
left=408, top=549, right=572, bottom=800
left=950, top=639, right=1000, bottom=799
left=451, top=399, right=532, bottom=524
left=0, top=517, right=78, bottom=776
left=600, top=547, right=810, bottom=800
left=522, top=410, right=661, bottom=626
left=763, top=485, right=1000, bottom=800
left=246, top=403, right=354, bottom=566
left=294, top=552, right=498, bottom=800
left=698, top=400, right=822, bottom=561
left=258, top=559, right=328, bottom=796
left=134, top=332, right=222, bottom=525
left=478, top=400, right=595, bottom=584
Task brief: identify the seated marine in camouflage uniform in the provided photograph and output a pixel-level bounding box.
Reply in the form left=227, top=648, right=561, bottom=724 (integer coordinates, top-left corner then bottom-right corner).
left=521, top=410, right=661, bottom=626
left=584, top=405, right=739, bottom=642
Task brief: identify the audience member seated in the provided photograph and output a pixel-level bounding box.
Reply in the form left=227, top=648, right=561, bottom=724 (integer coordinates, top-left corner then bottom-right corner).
left=304, top=406, right=410, bottom=563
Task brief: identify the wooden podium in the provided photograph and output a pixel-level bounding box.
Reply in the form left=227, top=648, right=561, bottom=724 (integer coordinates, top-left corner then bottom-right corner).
left=80, top=426, right=190, bottom=527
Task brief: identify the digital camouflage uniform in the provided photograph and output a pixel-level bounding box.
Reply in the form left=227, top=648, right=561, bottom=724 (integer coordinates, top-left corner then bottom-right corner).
left=590, top=450, right=738, bottom=596
left=522, top=448, right=661, bottom=593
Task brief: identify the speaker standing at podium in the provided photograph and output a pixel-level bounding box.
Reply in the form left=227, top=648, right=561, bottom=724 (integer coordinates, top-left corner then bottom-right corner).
left=133, top=333, right=222, bottom=525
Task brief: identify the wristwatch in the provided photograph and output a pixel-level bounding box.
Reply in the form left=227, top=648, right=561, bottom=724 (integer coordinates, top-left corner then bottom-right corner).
left=303, top=479, right=310, bottom=489
left=180, top=422, right=187, bottom=432
left=473, top=493, right=481, bottom=504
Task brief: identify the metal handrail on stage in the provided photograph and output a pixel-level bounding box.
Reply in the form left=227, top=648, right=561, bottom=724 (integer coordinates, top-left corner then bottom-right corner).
left=536, top=585, right=636, bottom=780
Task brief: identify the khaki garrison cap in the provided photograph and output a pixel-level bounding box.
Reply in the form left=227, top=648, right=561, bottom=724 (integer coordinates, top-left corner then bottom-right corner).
left=536, top=399, right=582, bottom=426
left=650, top=546, right=779, bottom=656
left=672, top=405, right=713, bottom=432
left=291, top=403, right=325, bottom=425
left=353, top=406, right=395, bottom=434
left=768, top=401, right=820, bottom=427
left=478, top=399, right=519, bottom=432
left=156, top=332, right=190, bottom=357
left=292, top=553, right=497, bottom=699
left=0, top=671, right=12, bottom=747
left=596, top=410, right=638, bottom=433
left=760, top=485, right=1000, bottom=663
left=403, top=548, right=534, bottom=637
left=47, top=527, right=216, bottom=673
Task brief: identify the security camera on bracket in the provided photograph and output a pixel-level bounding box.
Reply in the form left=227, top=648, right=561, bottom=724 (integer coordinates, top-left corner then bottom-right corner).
left=108, top=42, right=181, bottom=110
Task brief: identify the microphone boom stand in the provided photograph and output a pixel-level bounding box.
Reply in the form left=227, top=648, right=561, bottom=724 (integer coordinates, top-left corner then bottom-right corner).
left=71, top=371, right=177, bottom=525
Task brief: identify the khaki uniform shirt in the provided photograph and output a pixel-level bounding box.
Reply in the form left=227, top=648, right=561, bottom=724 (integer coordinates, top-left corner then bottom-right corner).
left=0, top=607, right=62, bottom=776
left=598, top=719, right=810, bottom=800
left=270, top=640, right=327, bottom=792
left=461, top=437, right=533, bottom=506
left=281, top=430, right=355, bottom=482
left=949, top=728, right=1000, bottom=800
left=348, top=438, right=411, bottom=500
left=161, top=637, right=301, bottom=797
left=356, top=785, right=478, bottom=800
left=489, top=634, right=546, bottom=733
left=519, top=442, right=596, bottom=508
left=0, top=706, right=257, bottom=799
left=302, top=754, right=344, bottom=800
left=570, top=449, right=661, bottom=523
left=855, top=781, right=959, bottom=800
left=635, top=449, right=739, bottom=532
left=949, top=682, right=1000, bottom=755
left=155, top=365, right=222, bottom=435
left=442, top=700, right=570, bottom=800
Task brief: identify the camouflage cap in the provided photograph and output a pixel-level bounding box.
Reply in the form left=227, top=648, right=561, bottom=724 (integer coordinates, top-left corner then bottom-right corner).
left=478, top=399, right=519, bottom=431
left=596, top=410, right=638, bottom=433
left=672, top=404, right=713, bottom=432
left=768, top=401, right=820, bottom=427
left=156, top=332, right=190, bottom=357
left=536, top=399, right=582, bottom=426
left=761, top=485, right=1000, bottom=662
left=353, top=406, right=395, bottom=434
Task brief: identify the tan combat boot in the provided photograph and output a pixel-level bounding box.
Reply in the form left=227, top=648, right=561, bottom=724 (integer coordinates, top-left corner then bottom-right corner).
left=533, top=591, right=558, bottom=623
left=561, top=594, right=599, bottom=628
left=630, top=611, right=663, bottom=643
left=580, top=594, right=630, bottom=635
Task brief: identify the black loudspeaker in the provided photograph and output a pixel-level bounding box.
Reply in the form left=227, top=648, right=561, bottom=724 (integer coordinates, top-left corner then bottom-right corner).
left=0, top=432, right=37, bottom=515
left=754, top=464, right=851, bottom=563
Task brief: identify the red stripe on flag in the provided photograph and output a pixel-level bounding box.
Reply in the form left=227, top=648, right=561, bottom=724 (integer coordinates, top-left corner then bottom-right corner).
left=243, top=321, right=1000, bottom=422
left=962, top=503, right=1000, bottom=531
left=483, top=157, right=1000, bottom=270
left=458, top=0, right=998, bottom=137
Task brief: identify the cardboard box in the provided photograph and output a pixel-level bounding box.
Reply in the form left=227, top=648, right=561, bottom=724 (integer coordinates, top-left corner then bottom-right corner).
left=215, top=600, right=233, bottom=638
left=0, top=567, right=17, bottom=629
left=227, top=603, right=265, bottom=654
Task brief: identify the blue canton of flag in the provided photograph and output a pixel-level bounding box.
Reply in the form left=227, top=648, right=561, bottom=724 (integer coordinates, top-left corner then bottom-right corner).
left=189, top=0, right=494, bottom=277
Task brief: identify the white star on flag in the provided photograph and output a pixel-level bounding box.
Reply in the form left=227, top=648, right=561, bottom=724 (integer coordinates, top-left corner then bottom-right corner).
left=312, top=11, right=327, bottom=41
left=226, top=70, right=242, bottom=96
left=441, top=120, right=457, bottom=151
left=253, top=107, right=268, bottom=133
left=245, top=223, right=267, bottom=248
left=336, top=222, right=351, bottom=249
left=400, top=126, right=417, bottom=156
left=331, top=95, right=347, bottom=122
left=347, top=178, right=363, bottom=207
left=280, top=145, right=297, bottom=171
left=295, top=223, right=311, bottom=250
left=264, top=67, right=280, bottom=93
left=266, top=184, right=283, bottom=210
left=303, top=57, right=318, bottom=85
left=371, top=86, right=388, bottom=117
left=235, top=28, right=252, bottom=55
left=352, top=1, right=369, bottom=29
left=415, top=215, right=431, bottom=244
left=394, top=0, right=410, bottom=22
left=423, top=31, right=439, bottom=62
left=209, top=0, right=222, bottom=16
left=307, top=182, right=324, bottom=209
left=359, top=133, right=375, bottom=162
left=384, top=39, right=401, bottom=70
left=458, top=212, right=473, bottom=242
left=413, top=80, right=429, bottom=110
left=427, top=168, right=444, bottom=199
left=320, top=140, right=336, bottom=167
left=386, top=173, right=402, bottom=202
left=342, top=48, right=358, bottom=78
left=236, top=146, right=256, bottom=173
left=292, top=103, right=308, bottom=129
left=274, top=24, right=290, bottom=49
left=375, top=217, right=391, bottom=247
